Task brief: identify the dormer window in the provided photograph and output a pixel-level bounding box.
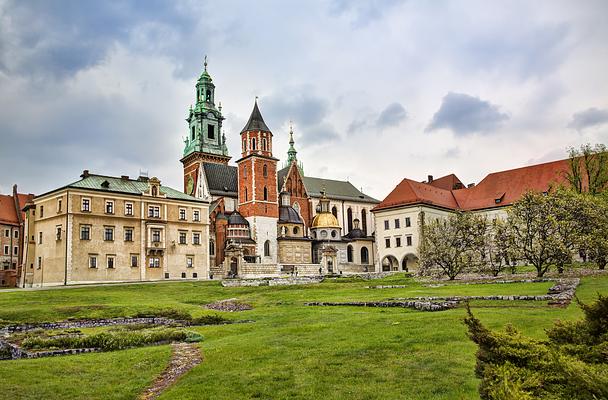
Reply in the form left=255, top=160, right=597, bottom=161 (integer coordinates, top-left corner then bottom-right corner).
left=152, top=186, right=158, bottom=196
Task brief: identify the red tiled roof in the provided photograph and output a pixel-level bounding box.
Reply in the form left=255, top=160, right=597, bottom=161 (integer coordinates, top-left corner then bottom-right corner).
left=373, top=158, right=571, bottom=212
left=0, top=194, right=19, bottom=226
left=428, top=174, right=464, bottom=191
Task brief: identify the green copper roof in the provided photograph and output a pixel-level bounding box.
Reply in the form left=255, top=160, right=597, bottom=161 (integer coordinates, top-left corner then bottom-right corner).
left=39, top=173, right=206, bottom=203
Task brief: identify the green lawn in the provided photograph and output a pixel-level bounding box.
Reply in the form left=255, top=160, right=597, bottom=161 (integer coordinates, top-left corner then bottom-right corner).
left=0, top=274, right=606, bottom=399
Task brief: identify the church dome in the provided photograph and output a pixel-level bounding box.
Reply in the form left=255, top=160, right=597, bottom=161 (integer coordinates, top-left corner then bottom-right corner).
left=311, top=213, right=340, bottom=228
left=228, top=211, right=249, bottom=226
left=279, top=206, right=303, bottom=224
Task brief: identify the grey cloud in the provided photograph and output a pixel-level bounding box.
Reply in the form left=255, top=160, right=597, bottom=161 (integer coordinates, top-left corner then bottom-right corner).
left=376, top=102, right=407, bottom=129
left=329, top=0, right=406, bottom=28
left=567, top=108, right=608, bottom=130
left=0, top=0, right=199, bottom=79
left=347, top=102, right=407, bottom=135
left=426, top=92, right=509, bottom=135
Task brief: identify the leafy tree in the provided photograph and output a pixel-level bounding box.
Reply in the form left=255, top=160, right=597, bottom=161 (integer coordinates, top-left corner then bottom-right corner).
left=565, top=143, right=608, bottom=195
left=580, top=194, right=608, bottom=270
left=418, top=211, right=482, bottom=280
left=464, top=295, right=608, bottom=400
left=507, top=191, right=568, bottom=277
left=469, top=216, right=514, bottom=276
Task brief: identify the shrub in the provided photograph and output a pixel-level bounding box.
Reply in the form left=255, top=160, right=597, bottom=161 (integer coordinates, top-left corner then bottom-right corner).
left=464, top=295, right=608, bottom=400
left=192, top=314, right=230, bottom=325
left=132, top=308, right=192, bottom=321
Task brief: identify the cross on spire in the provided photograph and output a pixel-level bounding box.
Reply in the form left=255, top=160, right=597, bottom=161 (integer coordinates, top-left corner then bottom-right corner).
left=204, top=55, right=208, bottom=71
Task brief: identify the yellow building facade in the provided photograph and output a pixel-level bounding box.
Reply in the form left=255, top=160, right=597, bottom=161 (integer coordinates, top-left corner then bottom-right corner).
left=22, top=172, right=210, bottom=287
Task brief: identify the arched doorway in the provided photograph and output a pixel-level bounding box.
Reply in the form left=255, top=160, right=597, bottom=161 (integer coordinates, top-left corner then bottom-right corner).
left=347, top=245, right=353, bottom=262
left=229, top=257, right=238, bottom=277
left=402, top=254, right=419, bottom=272
left=381, top=255, right=399, bottom=272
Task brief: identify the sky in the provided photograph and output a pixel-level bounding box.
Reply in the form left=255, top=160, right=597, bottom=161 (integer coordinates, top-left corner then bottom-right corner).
left=1, top=0, right=607, bottom=200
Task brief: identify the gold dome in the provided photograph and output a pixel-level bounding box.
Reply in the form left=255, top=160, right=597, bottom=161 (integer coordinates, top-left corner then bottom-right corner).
left=311, top=212, right=341, bottom=228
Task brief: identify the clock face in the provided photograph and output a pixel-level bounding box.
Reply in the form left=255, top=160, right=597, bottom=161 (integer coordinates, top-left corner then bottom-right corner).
left=187, top=176, right=195, bottom=195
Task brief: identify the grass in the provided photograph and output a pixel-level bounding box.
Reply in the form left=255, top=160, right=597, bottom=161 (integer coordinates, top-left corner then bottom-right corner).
left=0, top=274, right=606, bottom=399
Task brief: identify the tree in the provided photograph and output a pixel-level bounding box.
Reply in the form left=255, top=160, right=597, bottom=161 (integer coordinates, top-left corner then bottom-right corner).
left=418, top=212, right=481, bottom=280
left=550, top=189, right=587, bottom=273
left=464, top=295, right=608, bottom=400
left=581, top=194, right=608, bottom=270
left=475, top=217, right=515, bottom=277
left=507, top=191, right=568, bottom=277
left=565, top=143, right=608, bottom=195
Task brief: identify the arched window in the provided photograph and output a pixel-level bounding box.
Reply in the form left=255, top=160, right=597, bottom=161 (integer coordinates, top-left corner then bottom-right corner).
left=245, top=188, right=248, bottom=201
left=243, top=165, right=247, bottom=178
left=331, top=206, right=337, bottom=218
left=263, top=164, right=268, bottom=177
left=242, top=139, right=246, bottom=152
left=361, top=209, right=367, bottom=234
left=361, top=247, right=369, bottom=264
left=191, top=126, right=195, bottom=140
left=252, top=138, right=256, bottom=151
left=347, top=245, right=353, bottom=262
left=293, top=226, right=299, bottom=235
left=262, top=138, right=267, bottom=151
left=347, top=208, right=353, bottom=232
left=209, top=239, right=215, bottom=256
left=263, top=186, right=268, bottom=201
left=264, top=240, right=270, bottom=257
left=206, top=89, right=211, bottom=102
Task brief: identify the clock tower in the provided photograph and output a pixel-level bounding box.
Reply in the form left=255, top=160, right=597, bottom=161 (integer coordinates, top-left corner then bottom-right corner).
left=181, top=57, right=230, bottom=197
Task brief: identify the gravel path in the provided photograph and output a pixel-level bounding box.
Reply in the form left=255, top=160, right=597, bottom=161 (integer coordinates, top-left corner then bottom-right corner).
left=138, top=343, right=202, bottom=400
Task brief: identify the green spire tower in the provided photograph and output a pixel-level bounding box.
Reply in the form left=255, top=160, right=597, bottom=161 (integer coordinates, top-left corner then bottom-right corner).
left=181, top=56, right=230, bottom=164
left=283, top=122, right=304, bottom=175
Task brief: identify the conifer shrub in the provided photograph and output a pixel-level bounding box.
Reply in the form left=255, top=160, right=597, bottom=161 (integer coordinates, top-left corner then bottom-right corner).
left=464, top=295, right=608, bottom=400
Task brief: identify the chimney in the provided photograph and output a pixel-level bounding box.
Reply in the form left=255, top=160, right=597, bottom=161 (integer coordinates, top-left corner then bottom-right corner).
left=121, top=175, right=129, bottom=181
left=81, top=169, right=90, bottom=178
left=467, top=183, right=475, bottom=188
left=427, top=175, right=434, bottom=183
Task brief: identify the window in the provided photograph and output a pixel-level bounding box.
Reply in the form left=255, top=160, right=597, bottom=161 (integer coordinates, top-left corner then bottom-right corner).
left=405, top=217, right=411, bottom=227
left=152, top=229, right=161, bottom=243
left=124, top=228, right=133, bottom=242
left=37, top=256, right=42, bottom=269
left=193, top=210, right=200, bottom=222
left=262, top=138, right=267, bottom=151
left=186, top=256, right=194, bottom=268
left=243, top=165, right=247, bottom=178
left=125, top=202, right=133, bottom=216
left=89, top=255, right=97, bottom=269
left=14, top=230, right=18, bottom=239
left=56, top=225, right=62, bottom=241
left=191, top=126, right=196, bottom=140
left=38, top=232, right=42, bottom=244
left=105, top=200, right=114, bottom=214
left=179, top=208, right=186, bottom=220
left=209, top=239, right=215, bottom=255
left=131, top=255, right=138, bottom=267
left=82, top=198, right=90, bottom=212
left=4, top=229, right=8, bottom=237
left=80, top=225, right=91, bottom=240
left=361, top=247, right=369, bottom=264
left=293, top=226, right=299, bottom=235
left=208, top=124, right=215, bottom=139
left=245, top=188, right=248, bottom=202
left=406, top=236, right=412, bottom=246
left=148, top=206, right=160, bottom=218
left=361, top=209, right=367, bottom=234
left=331, top=230, right=337, bottom=238
left=384, top=220, right=389, bottom=230
left=193, top=232, right=200, bottom=245
left=263, top=164, right=268, bottom=177
left=107, top=255, right=115, bottom=269
left=40, top=205, right=44, bottom=218
left=396, top=237, right=402, bottom=247
left=263, top=186, right=268, bottom=201
left=252, top=138, right=256, bottom=150
left=181, top=272, right=187, bottom=278
left=57, top=198, right=62, bottom=213
left=347, top=245, right=353, bottom=262
left=3, top=246, right=8, bottom=255
left=347, top=208, right=353, bottom=232
left=264, top=240, right=271, bottom=257
left=13, top=246, right=18, bottom=256
left=179, top=231, right=187, bottom=244
left=242, top=138, right=246, bottom=152
left=149, top=257, right=160, bottom=268
left=104, top=227, right=114, bottom=241
left=385, top=238, right=391, bottom=248
left=394, top=219, right=400, bottom=229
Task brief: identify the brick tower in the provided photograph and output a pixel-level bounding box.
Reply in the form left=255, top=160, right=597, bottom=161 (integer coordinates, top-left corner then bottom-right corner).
left=180, top=57, right=230, bottom=197
left=236, top=99, right=279, bottom=262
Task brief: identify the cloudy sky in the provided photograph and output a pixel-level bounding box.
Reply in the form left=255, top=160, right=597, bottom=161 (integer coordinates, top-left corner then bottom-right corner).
left=1, top=0, right=607, bottom=200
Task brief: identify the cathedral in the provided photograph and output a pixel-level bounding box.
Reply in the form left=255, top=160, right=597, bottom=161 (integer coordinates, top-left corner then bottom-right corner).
left=180, top=60, right=379, bottom=278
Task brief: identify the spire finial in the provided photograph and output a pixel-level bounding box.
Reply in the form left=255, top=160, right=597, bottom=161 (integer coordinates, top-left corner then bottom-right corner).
left=255, top=95, right=258, bottom=103
left=204, top=55, right=208, bottom=71
left=218, top=101, right=222, bottom=112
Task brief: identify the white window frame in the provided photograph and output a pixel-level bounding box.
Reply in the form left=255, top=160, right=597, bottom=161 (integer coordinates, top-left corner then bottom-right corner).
left=124, top=227, right=134, bottom=242
left=105, top=200, right=114, bottom=214
left=125, top=202, right=134, bottom=216
left=80, top=225, right=91, bottom=240
left=192, top=232, right=201, bottom=245
left=179, top=208, right=187, bottom=221
left=104, top=227, right=114, bottom=241
left=148, top=205, right=160, bottom=218
left=186, top=256, right=194, bottom=268
left=81, top=197, right=91, bottom=212
left=193, top=209, right=200, bottom=222
left=107, top=255, right=115, bottom=269
left=130, top=254, right=138, bottom=267
left=89, top=255, right=98, bottom=269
